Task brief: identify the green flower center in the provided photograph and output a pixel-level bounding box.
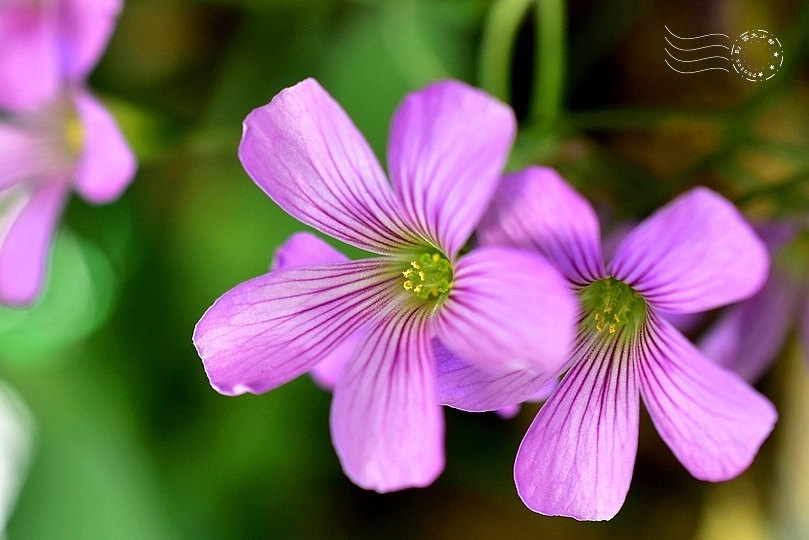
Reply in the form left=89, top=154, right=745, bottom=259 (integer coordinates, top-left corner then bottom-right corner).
left=401, top=252, right=453, bottom=300
left=579, top=277, right=647, bottom=338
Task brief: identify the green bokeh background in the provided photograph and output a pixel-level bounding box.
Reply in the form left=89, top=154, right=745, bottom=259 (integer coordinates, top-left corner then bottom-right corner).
left=2, top=0, right=809, bottom=538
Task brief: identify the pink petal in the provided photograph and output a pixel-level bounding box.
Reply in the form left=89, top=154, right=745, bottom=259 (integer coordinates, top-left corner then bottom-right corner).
left=72, top=89, right=136, bottom=204
left=270, top=232, right=357, bottom=390
left=638, top=313, right=777, bottom=481
left=435, top=246, right=576, bottom=376
left=0, top=109, right=73, bottom=192
left=0, top=181, right=69, bottom=306
left=193, top=259, right=399, bottom=396
left=699, top=270, right=799, bottom=382
left=56, top=0, right=122, bottom=81
left=270, top=232, right=347, bottom=271
left=387, top=80, right=516, bottom=257
left=0, top=2, right=60, bottom=110
left=310, top=331, right=362, bottom=391
left=609, top=188, right=769, bottom=313
left=478, top=167, right=606, bottom=285
left=238, top=79, right=413, bottom=255
left=330, top=311, right=443, bottom=492
left=434, top=339, right=553, bottom=412
left=515, top=335, right=640, bottom=520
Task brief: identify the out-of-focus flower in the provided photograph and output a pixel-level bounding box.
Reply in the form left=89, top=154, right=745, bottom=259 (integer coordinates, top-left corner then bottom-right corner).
left=698, top=222, right=806, bottom=382
left=193, top=79, right=578, bottom=492
left=477, top=166, right=777, bottom=521
left=0, top=0, right=134, bottom=306
left=0, top=89, right=135, bottom=306
left=0, top=380, right=34, bottom=535
left=0, top=0, right=123, bottom=111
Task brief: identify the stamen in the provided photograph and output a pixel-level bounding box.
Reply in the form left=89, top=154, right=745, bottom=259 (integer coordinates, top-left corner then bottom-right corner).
left=579, top=277, right=647, bottom=340
left=400, top=252, right=453, bottom=301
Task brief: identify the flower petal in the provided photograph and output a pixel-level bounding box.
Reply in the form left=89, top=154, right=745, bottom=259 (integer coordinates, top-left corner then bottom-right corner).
left=72, top=89, right=136, bottom=204
left=699, top=270, right=799, bottom=382
left=638, top=314, right=777, bottom=481
left=238, top=79, right=413, bottom=255
left=0, top=110, right=72, bottom=192
left=330, top=311, right=443, bottom=492
left=387, top=80, right=516, bottom=257
left=609, top=188, right=769, bottom=313
left=434, top=340, right=553, bottom=412
left=56, top=0, right=122, bottom=81
left=515, top=335, right=640, bottom=521
left=434, top=246, right=576, bottom=376
left=270, top=232, right=357, bottom=390
left=193, top=259, right=398, bottom=396
left=478, top=166, right=605, bottom=285
left=0, top=181, right=68, bottom=306
left=270, top=232, right=347, bottom=271
left=0, top=3, right=60, bottom=110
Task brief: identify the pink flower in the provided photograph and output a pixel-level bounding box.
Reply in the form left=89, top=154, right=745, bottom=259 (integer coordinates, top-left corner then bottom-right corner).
left=477, top=166, right=777, bottom=520
left=0, top=0, right=123, bottom=111
left=0, top=0, right=134, bottom=306
left=193, top=79, right=578, bottom=492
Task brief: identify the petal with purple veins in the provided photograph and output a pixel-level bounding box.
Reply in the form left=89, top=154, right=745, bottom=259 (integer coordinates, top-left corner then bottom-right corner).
left=330, top=310, right=443, bottom=492
left=387, top=80, right=516, bottom=257
left=435, top=246, right=576, bottom=376
left=193, top=259, right=399, bottom=396
left=514, top=334, right=639, bottom=521
left=239, top=79, right=414, bottom=255
left=478, top=167, right=606, bottom=285
left=609, top=188, right=768, bottom=313
left=435, top=339, right=556, bottom=412
left=638, top=313, right=777, bottom=481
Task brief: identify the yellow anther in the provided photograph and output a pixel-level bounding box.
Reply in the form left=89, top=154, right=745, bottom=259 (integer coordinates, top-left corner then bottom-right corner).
left=430, top=288, right=439, bottom=296
left=595, top=312, right=602, bottom=320
left=418, top=271, right=427, bottom=281
left=403, top=281, right=413, bottom=290
left=402, top=269, right=413, bottom=278
left=414, top=284, right=424, bottom=294
left=596, top=320, right=605, bottom=331
left=604, top=306, right=613, bottom=313
left=411, top=261, right=421, bottom=269
left=432, top=253, right=440, bottom=262
left=609, top=324, right=616, bottom=334
left=614, top=314, right=621, bottom=323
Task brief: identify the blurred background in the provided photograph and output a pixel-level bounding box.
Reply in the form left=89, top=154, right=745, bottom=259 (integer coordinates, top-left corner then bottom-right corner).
left=1, top=0, right=809, bottom=538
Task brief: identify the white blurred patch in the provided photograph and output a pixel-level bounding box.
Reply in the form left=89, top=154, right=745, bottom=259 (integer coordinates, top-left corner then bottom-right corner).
left=0, top=380, right=33, bottom=536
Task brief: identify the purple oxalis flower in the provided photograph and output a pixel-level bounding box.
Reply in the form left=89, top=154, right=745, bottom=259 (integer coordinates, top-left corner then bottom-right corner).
left=0, top=0, right=123, bottom=111
left=0, top=0, right=134, bottom=306
left=193, top=79, right=578, bottom=492
left=477, top=166, right=777, bottom=520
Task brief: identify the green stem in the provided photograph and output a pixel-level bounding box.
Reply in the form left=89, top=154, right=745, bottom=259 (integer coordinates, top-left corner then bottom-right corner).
left=530, top=0, right=566, bottom=129
left=478, top=0, right=534, bottom=102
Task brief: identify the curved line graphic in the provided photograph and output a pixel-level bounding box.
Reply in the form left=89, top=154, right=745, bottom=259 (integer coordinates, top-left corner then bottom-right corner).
left=665, top=25, right=729, bottom=40
left=665, top=49, right=730, bottom=63
left=665, top=59, right=729, bottom=73
left=664, top=36, right=729, bottom=51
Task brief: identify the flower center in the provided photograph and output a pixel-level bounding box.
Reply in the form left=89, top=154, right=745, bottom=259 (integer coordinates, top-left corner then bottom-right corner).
left=579, top=277, right=647, bottom=338
left=401, top=252, right=453, bottom=300
left=63, top=112, right=84, bottom=156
